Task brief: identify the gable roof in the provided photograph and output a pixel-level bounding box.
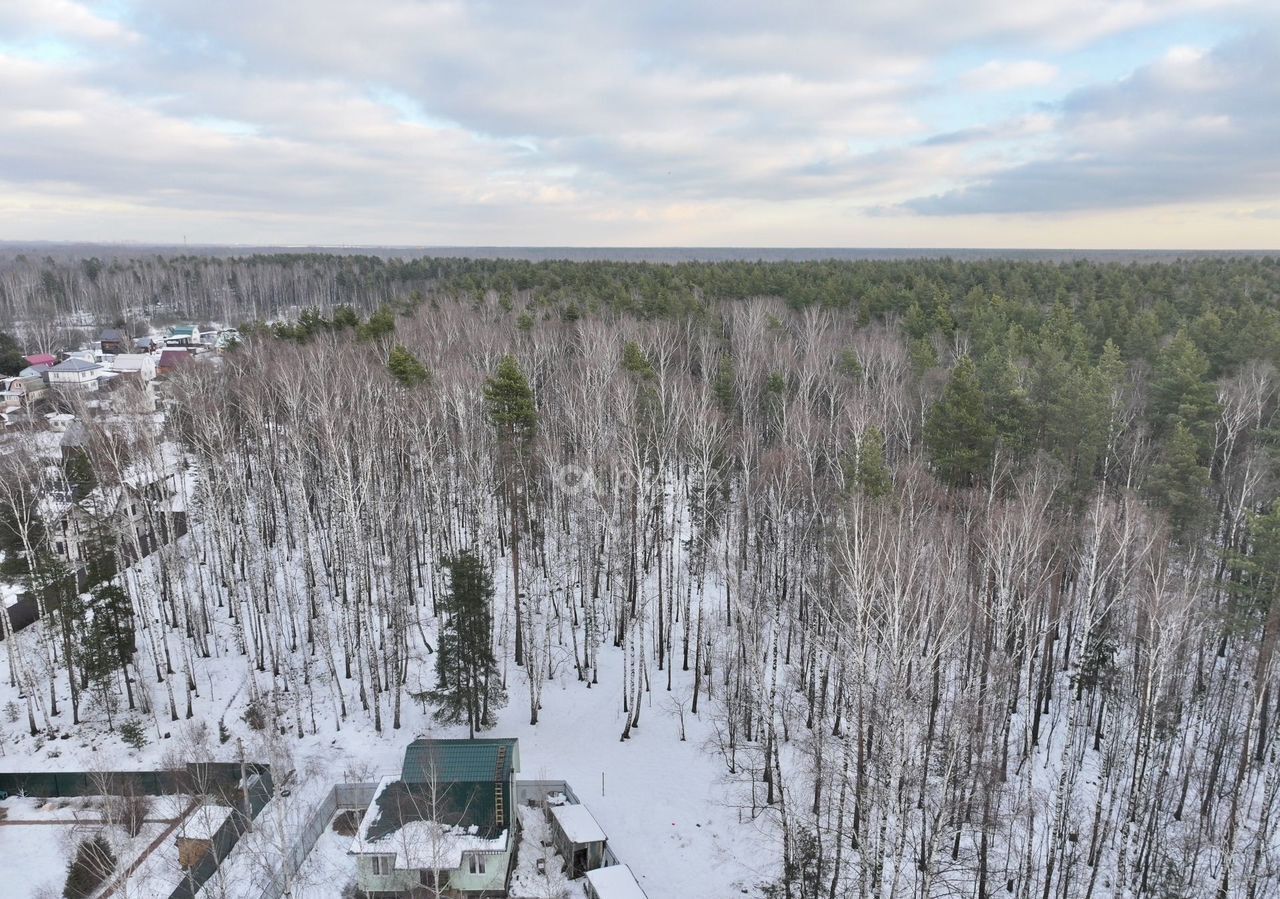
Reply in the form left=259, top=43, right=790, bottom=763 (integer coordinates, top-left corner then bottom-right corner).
left=353, top=772, right=512, bottom=849
left=550, top=803, right=607, bottom=844
left=99, top=328, right=127, bottom=341
left=170, top=326, right=196, bottom=337
left=49, top=358, right=101, bottom=373
left=402, top=738, right=518, bottom=784
left=159, top=350, right=190, bottom=367
left=24, top=354, right=57, bottom=367
left=111, top=354, right=153, bottom=372
left=585, top=865, right=648, bottom=899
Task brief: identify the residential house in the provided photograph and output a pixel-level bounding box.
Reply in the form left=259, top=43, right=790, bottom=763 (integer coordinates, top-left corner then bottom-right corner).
left=134, top=336, right=160, bottom=354
left=46, top=480, right=173, bottom=566
left=109, top=354, right=157, bottom=382
left=157, top=350, right=191, bottom=377
left=1, top=375, right=48, bottom=410
left=46, top=358, right=104, bottom=392
left=23, top=353, right=58, bottom=368
left=165, top=326, right=201, bottom=347
left=350, top=737, right=520, bottom=897
left=547, top=803, right=608, bottom=877
left=584, top=865, right=648, bottom=899
left=98, top=328, right=131, bottom=354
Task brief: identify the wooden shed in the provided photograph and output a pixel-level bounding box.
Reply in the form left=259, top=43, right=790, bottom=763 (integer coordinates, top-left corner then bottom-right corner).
left=548, top=802, right=608, bottom=877
left=175, top=804, right=231, bottom=869
left=585, top=864, right=648, bottom=899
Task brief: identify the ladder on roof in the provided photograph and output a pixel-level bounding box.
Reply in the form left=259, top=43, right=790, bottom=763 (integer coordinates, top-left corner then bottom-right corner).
left=494, top=745, right=507, bottom=826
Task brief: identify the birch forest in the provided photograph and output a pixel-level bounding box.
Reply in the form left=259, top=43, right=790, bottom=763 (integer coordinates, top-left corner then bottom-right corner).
left=3, top=253, right=1280, bottom=898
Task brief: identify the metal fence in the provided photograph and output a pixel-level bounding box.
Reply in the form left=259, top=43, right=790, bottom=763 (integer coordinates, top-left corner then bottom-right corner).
left=0, top=763, right=274, bottom=899
left=167, top=768, right=275, bottom=899
left=256, top=781, right=379, bottom=899
left=514, top=779, right=582, bottom=809
left=0, top=762, right=266, bottom=800
left=250, top=778, right=618, bottom=899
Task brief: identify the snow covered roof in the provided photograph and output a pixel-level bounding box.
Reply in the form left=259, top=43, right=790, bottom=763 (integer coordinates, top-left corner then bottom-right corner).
left=177, top=804, right=232, bottom=841
left=111, top=354, right=152, bottom=372
left=585, top=865, right=648, bottom=899
left=348, top=776, right=508, bottom=871
left=550, top=803, right=606, bottom=845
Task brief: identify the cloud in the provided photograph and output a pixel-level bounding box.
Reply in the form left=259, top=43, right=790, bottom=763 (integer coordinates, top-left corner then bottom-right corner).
left=0, top=0, right=1275, bottom=243
left=959, top=60, right=1059, bottom=91
left=0, top=1, right=135, bottom=45
left=904, top=30, right=1280, bottom=214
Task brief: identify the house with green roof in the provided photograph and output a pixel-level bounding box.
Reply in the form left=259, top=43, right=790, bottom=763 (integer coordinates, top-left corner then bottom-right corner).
left=349, top=738, right=520, bottom=897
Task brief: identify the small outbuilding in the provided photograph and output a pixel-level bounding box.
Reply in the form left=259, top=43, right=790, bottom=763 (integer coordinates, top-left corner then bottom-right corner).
left=175, top=804, right=232, bottom=869
left=157, top=350, right=191, bottom=376
left=99, top=328, right=131, bottom=354
left=548, top=802, right=608, bottom=877
left=585, top=864, right=648, bottom=899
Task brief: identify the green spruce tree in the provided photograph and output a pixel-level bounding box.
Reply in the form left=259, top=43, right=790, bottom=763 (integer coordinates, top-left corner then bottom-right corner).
left=925, top=356, right=996, bottom=488
left=427, top=550, right=506, bottom=738
left=387, top=345, right=430, bottom=387
left=1143, top=420, right=1210, bottom=538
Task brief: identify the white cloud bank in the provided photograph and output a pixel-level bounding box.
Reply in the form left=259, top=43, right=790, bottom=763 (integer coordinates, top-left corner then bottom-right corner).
left=0, top=0, right=1275, bottom=246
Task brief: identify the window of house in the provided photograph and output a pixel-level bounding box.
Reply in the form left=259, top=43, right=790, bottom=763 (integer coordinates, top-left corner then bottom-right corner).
left=371, top=855, right=394, bottom=876
left=468, top=855, right=487, bottom=875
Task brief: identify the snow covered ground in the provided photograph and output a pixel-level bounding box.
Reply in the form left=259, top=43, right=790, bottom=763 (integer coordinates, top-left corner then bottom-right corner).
left=290, top=824, right=359, bottom=899
left=510, top=804, right=588, bottom=899
left=2, top=819, right=77, bottom=898
left=0, top=632, right=772, bottom=898
left=0, top=793, right=191, bottom=899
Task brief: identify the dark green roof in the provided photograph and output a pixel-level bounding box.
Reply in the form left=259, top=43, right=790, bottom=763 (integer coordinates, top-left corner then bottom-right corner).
left=402, top=738, right=518, bottom=784
left=365, top=778, right=510, bottom=841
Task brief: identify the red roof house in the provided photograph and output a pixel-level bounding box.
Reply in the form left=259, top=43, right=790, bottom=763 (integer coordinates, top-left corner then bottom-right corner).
left=157, top=350, right=192, bottom=376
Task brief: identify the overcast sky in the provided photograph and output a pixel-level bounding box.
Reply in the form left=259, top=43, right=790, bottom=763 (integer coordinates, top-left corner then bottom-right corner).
left=1, top=1, right=1277, bottom=247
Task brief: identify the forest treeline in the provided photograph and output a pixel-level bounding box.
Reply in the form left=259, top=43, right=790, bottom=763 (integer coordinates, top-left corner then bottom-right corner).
left=2, top=254, right=1279, bottom=898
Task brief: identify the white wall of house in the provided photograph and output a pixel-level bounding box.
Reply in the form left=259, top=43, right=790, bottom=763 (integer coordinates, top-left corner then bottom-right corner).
left=47, top=368, right=101, bottom=391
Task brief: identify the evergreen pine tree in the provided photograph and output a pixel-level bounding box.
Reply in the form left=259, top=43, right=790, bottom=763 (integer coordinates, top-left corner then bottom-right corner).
left=427, top=550, right=506, bottom=738
left=387, top=345, right=430, bottom=387
left=1143, top=420, right=1210, bottom=537
left=1150, top=331, right=1218, bottom=454
left=848, top=426, right=892, bottom=498
left=925, top=356, right=996, bottom=488
left=484, top=355, right=536, bottom=667
left=79, top=583, right=137, bottom=727
left=484, top=355, right=537, bottom=441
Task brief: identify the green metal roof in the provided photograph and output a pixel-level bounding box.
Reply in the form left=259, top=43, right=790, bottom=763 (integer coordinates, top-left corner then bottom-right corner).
left=402, top=738, right=518, bottom=784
